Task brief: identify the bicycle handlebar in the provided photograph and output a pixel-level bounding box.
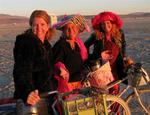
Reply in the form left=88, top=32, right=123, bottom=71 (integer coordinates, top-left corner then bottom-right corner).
left=40, top=91, right=58, bottom=98
left=40, top=87, right=91, bottom=98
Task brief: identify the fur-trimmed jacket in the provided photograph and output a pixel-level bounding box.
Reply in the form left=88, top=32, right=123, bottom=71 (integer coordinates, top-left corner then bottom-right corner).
left=13, top=30, right=56, bottom=103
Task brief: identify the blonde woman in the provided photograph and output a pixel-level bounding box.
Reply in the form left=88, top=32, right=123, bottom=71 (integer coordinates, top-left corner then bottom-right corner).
left=85, top=11, right=127, bottom=114
left=85, top=11, right=127, bottom=92
left=13, top=10, right=56, bottom=106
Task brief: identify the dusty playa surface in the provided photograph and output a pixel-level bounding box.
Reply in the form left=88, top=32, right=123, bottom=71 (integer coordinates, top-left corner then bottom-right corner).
left=0, top=16, right=150, bottom=103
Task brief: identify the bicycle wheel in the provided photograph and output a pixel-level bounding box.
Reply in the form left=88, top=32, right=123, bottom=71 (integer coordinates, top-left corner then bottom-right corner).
left=126, top=88, right=150, bottom=115
left=96, top=94, right=131, bottom=115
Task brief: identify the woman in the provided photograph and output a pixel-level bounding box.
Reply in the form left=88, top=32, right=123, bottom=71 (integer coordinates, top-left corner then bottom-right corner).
left=52, top=14, right=90, bottom=93
left=13, top=10, right=56, bottom=106
left=85, top=11, right=126, bottom=95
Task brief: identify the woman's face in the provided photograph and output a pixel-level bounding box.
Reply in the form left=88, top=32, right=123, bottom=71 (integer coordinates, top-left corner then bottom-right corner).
left=63, top=23, right=79, bottom=40
left=32, top=17, right=49, bottom=40
left=101, top=20, right=112, bottom=33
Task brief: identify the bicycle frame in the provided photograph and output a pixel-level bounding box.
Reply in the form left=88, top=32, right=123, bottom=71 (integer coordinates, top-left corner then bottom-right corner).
left=105, top=67, right=150, bottom=114
left=48, top=86, right=131, bottom=115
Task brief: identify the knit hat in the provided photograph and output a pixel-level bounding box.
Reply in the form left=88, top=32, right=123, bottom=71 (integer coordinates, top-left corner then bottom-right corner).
left=92, top=11, right=123, bottom=30
left=53, top=14, right=90, bottom=33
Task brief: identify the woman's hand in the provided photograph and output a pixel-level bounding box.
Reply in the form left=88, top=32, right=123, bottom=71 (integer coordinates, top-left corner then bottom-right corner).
left=27, top=90, right=41, bottom=105
left=101, top=50, right=113, bottom=61
left=60, top=67, right=69, bottom=80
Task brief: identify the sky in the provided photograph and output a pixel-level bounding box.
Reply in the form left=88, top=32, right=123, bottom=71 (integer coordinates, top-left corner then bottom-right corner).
left=0, top=0, right=150, bottom=17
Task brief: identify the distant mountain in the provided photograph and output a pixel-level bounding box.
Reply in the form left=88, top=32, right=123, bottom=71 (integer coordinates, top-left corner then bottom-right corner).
left=58, top=12, right=150, bottom=20
left=0, top=14, right=28, bottom=24
left=84, top=12, right=150, bottom=20
left=0, top=12, right=150, bottom=25
left=120, top=12, right=150, bottom=18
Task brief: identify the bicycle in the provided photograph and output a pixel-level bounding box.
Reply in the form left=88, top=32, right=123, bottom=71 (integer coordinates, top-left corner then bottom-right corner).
left=39, top=61, right=131, bottom=115
left=0, top=61, right=131, bottom=115
left=123, top=63, right=150, bottom=114
left=84, top=62, right=150, bottom=115
left=1, top=62, right=149, bottom=115
left=40, top=87, right=131, bottom=115
left=0, top=87, right=131, bottom=115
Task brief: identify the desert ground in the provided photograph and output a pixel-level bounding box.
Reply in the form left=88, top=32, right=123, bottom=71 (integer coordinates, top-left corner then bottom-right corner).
left=0, top=16, right=150, bottom=114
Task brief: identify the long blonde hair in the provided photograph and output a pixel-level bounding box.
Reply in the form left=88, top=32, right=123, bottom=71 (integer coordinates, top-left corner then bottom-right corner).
left=110, top=23, right=122, bottom=41
left=29, top=10, right=54, bottom=40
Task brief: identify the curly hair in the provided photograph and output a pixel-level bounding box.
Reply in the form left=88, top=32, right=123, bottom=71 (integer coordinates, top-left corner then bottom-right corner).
left=110, top=23, right=122, bottom=41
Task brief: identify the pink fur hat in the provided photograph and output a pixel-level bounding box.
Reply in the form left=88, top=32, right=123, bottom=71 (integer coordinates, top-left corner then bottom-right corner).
left=92, top=11, right=123, bottom=30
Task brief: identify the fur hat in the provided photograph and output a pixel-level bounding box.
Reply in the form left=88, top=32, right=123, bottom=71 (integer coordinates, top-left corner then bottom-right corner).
left=92, top=11, right=123, bottom=30
left=53, top=14, right=90, bottom=33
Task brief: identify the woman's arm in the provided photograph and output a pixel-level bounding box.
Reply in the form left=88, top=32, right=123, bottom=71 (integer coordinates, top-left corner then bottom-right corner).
left=120, top=29, right=126, bottom=58
left=84, top=33, right=96, bottom=54
left=13, top=34, right=35, bottom=102
left=52, top=39, right=65, bottom=63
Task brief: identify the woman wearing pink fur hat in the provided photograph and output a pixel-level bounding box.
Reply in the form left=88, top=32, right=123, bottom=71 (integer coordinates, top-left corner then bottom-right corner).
left=85, top=11, right=127, bottom=114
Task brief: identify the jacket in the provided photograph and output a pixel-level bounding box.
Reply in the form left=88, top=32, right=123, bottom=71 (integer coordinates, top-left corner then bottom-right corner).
left=13, top=30, right=56, bottom=103
left=52, top=37, right=84, bottom=82
left=84, top=30, right=126, bottom=80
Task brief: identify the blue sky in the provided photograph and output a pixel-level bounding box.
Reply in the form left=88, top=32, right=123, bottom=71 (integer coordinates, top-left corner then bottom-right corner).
left=0, top=0, right=150, bottom=17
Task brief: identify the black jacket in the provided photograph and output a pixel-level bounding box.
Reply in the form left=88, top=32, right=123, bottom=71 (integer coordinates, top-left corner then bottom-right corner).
left=13, top=31, right=56, bottom=103
left=84, top=30, right=126, bottom=80
left=85, top=30, right=126, bottom=60
left=52, top=38, right=84, bottom=82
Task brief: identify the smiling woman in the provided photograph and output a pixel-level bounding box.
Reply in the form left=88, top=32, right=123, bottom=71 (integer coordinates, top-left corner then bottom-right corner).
left=84, top=12, right=127, bottom=113
left=13, top=10, right=57, bottom=114
left=32, top=17, right=49, bottom=43
left=52, top=14, right=90, bottom=98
